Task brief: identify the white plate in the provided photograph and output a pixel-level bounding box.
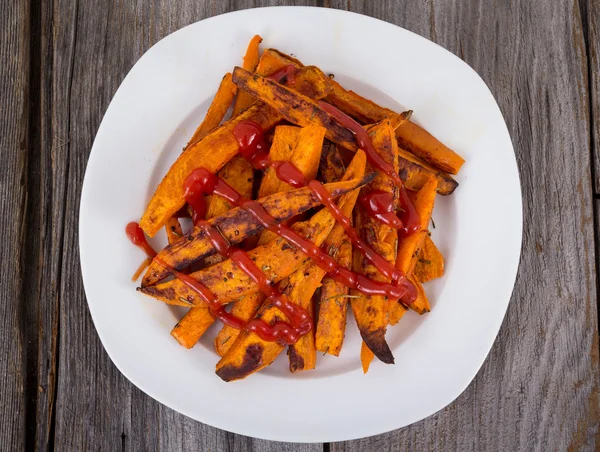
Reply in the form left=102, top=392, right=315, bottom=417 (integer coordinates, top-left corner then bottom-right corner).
left=80, top=6, right=522, bottom=443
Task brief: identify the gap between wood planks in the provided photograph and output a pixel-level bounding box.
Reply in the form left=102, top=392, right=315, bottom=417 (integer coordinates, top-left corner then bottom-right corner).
left=20, top=0, right=63, bottom=450
left=578, top=0, right=600, bottom=345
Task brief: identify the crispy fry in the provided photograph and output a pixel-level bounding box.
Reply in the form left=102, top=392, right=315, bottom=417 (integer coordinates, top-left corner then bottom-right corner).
left=171, top=307, right=219, bottom=349
left=350, top=120, right=399, bottom=365
left=393, top=177, right=438, bottom=316
left=360, top=341, right=375, bottom=373
left=142, top=177, right=374, bottom=287
left=259, top=125, right=324, bottom=197
left=187, top=73, right=237, bottom=146
left=408, top=274, right=429, bottom=313
left=396, top=121, right=464, bottom=175
left=315, top=239, right=352, bottom=356
left=215, top=301, right=287, bottom=381
left=284, top=264, right=321, bottom=373
left=232, top=67, right=357, bottom=150
left=232, top=35, right=263, bottom=117
left=319, top=141, right=346, bottom=183
left=414, top=235, right=445, bottom=283
left=214, top=292, right=264, bottom=356
left=140, top=103, right=280, bottom=237
left=204, top=155, right=254, bottom=266
left=325, top=79, right=464, bottom=174
left=398, top=146, right=457, bottom=195
left=215, top=151, right=367, bottom=380
left=255, top=49, right=303, bottom=76
left=165, top=217, right=183, bottom=245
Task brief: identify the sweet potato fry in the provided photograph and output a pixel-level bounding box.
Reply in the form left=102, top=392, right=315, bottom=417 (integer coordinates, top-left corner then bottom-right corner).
left=215, top=151, right=367, bottom=380
left=215, top=300, right=287, bottom=381
left=325, top=79, right=464, bottom=174
left=319, top=141, right=346, bottom=184
left=232, top=67, right=357, bottom=150
left=396, top=121, right=464, bottom=175
left=204, top=155, right=254, bottom=266
left=170, top=307, right=219, bottom=349
left=398, top=147, right=458, bottom=195
left=231, top=35, right=263, bottom=117
left=414, top=235, right=445, bottom=283
left=165, top=217, right=183, bottom=245
left=187, top=73, right=238, bottom=146
left=360, top=341, right=375, bottom=374
left=140, top=103, right=280, bottom=237
left=315, top=239, right=352, bottom=356
left=284, top=264, right=321, bottom=373
left=255, top=48, right=302, bottom=76
left=350, top=121, right=399, bottom=365
left=393, top=177, right=438, bottom=315
left=142, top=177, right=374, bottom=287
left=214, top=125, right=325, bottom=352
left=408, top=274, right=429, bottom=313
left=214, top=292, right=264, bottom=356
left=259, top=125, right=324, bottom=198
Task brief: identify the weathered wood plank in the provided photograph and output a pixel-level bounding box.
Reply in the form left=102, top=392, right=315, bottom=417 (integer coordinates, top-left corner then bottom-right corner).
left=326, top=0, right=600, bottom=450
left=0, top=0, right=29, bottom=450
left=588, top=0, right=600, bottom=192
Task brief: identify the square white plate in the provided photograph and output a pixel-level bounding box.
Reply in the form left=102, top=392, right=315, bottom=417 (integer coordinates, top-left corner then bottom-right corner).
left=79, top=6, right=522, bottom=443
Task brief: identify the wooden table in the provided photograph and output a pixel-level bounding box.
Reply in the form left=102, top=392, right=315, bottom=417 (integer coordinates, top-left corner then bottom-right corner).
left=2, top=0, right=599, bottom=450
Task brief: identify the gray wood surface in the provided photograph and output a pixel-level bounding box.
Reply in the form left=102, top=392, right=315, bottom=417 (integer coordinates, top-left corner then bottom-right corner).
left=2, top=0, right=599, bottom=451
left=0, top=1, right=28, bottom=450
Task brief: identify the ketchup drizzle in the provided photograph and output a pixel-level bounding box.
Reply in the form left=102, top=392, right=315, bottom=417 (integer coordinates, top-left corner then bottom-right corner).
left=267, top=64, right=297, bottom=85
left=127, top=99, right=423, bottom=345
left=126, top=222, right=157, bottom=258
left=359, top=190, right=403, bottom=229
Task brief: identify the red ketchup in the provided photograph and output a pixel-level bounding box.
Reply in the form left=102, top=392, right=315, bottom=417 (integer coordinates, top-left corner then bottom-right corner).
left=267, top=64, right=297, bottom=85
left=183, top=168, right=214, bottom=224
left=397, top=185, right=421, bottom=237
left=359, top=190, right=403, bottom=229
left=126, top=222, right=156, bottom=258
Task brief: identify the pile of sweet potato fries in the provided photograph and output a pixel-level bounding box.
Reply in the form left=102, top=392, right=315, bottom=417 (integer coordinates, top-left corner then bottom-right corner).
left=128, top=35, right=464, bottom=382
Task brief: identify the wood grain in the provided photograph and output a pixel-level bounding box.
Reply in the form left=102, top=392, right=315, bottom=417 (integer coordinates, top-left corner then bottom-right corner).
left=587, top=0, right=600, bottom=193
left=0, top=0, right=28, bottom=450
left=3, top=0, right=598, bottom=450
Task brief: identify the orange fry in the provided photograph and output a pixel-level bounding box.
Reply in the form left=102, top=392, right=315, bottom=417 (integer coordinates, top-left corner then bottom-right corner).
left=188, top=73, right=237, bottom=146
left=232, top=35, right=263, bottom=117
